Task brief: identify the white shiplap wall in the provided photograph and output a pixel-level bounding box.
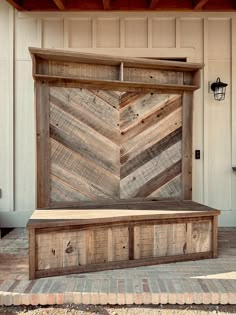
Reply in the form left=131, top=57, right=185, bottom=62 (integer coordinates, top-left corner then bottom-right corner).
left=1, top=1, right=236, bottom=226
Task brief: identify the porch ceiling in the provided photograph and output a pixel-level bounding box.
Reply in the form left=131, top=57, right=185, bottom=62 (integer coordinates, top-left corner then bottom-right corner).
left=6, top=0, right=236, bottom=12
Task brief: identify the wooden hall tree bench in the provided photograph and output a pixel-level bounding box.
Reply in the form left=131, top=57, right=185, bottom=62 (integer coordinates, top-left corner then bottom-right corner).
left=27, top=48, right=220, bottom=279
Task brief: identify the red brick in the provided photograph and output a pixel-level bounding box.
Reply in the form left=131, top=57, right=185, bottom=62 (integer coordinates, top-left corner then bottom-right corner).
left=3, top=293, right=12, bottom=306
left=82, top=292, right=91, bottom=304
left=56, top=293, right=64, bottom=304
left=64, top=292, right=74, bottom=304
left=159, top=293, right=168, bottom=305
left=184, top=292, right=193, bottom=304
left=99, top=292, right=109, bottom=305
left=176, top=293, right=185, bottom=305
left=12, top=293, right=22, bottom=305
left=47, top=293, right=56, bottom=305
left=228, top=292, right=236, bottom=304
left=125, top=293, right=134, bottom=305
left=151, top=292, right=160, bottom=304
left=108, top=292, right=117, bottom=305
left=203, top=292, right=212, bottom=305
left=90, top=292, right=99, bottom=305
left=73, top=292, right=82, bottom=304
left=193, top=292, right=203, bottom=304
left=168, top=293, right=177, bottom=304
left=38, top=293, right=48, bottom=305
left=30, top=293, right=38, bottom=305
left=117, top=293, right=125, bottom=305
left=211, top=292, right=220, bottom=305
left=142, top=292, right=152, bottom=304
left=220, top=293, right=229, bottom=304
left=21, top=294, right=30, bottom=305
left=134, top=292, right=143, bottom=304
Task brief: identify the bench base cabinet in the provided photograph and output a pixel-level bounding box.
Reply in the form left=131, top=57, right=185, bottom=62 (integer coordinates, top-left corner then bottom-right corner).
left=27, top=202, right=220, bottom=279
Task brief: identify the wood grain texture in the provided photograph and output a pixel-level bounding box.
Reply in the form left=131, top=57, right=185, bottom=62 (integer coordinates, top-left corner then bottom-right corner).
left=30, top=48, right=203, bottom=72
left=29, top=210, right=218, bottom=279
left=182, top=91, right=193, bottom=200
left=36, top=81, right=50, bottom=208
left=29, top=228, right=36, bottom=280
left=193, top=0, right=209, bottom=10
left=212, top=216, right=218, bottom=258
left=48, top=88, right=184, bottom=204
left=31, top=50, right=203, bottom=207
left=102, top=0, right=111, bottom=10
left=120, top=93, right=183, bottom=200
left=149, top=0, right=160, bottom=9
left=49, top=87, right=120, bottom=203
left=53, top=0, right=65, bottom=10
left=190, top=221, right=212, bottom=253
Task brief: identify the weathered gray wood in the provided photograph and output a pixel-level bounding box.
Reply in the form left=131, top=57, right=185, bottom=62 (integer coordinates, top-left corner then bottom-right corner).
left=35, top=74, right=199, bottom=93
left=149, top=174, right=182, bottom=199
left=28, top=208, right=218, bottom=279
left=121, top=106, right=182, bottom=163
left=182, top=91, right=193, bottom=200
left=50, top=104, right=120, bottom=176
left=124, top=68, right=184, bottom=85
left=121, top=127, right=182, bottom=179
left=29, top=228, right=36, bottom=280
left=36, top=81, right=50, bottom=208
left=29, top=47, right=204, bottom=72
left=120, top=94, right=182, bottom=142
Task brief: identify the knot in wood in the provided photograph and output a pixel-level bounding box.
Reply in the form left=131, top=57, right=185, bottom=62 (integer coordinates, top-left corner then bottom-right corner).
left=65, top=245, right=74, bottom=254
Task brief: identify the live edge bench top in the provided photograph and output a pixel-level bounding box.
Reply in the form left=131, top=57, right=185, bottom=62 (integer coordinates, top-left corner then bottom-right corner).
left=27, top=201, right=220, bottom=228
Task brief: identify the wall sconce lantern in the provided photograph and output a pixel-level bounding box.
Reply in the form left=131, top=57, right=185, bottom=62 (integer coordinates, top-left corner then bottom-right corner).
left=211, top=77, right=228, bottom=101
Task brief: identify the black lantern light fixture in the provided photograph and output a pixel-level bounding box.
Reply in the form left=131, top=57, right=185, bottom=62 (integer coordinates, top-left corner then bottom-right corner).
left=210, top=77, right=228, bottom=101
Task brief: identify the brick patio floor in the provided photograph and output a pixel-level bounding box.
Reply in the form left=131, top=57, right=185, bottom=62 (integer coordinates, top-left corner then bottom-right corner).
left=0, top=228, right=236, bottom=305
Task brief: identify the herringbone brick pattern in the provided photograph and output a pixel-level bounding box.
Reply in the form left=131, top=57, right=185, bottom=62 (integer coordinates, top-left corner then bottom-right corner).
left=0, top=228, right=236, bottom=305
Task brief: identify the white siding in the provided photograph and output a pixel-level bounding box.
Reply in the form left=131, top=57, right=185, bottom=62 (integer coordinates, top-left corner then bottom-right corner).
left=0, top=1, right=14, bottom=212
left=1, top=4, right=236, bottom=226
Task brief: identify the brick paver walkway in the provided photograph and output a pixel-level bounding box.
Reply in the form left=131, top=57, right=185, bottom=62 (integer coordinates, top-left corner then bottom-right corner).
left=0, top=228, right=235, bottom=305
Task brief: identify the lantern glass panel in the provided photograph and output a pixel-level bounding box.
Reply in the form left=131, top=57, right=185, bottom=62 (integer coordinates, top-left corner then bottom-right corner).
left=214, top=86, right=226, bottom=101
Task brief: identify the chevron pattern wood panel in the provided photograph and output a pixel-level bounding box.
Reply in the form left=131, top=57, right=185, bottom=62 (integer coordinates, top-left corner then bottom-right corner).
left=49, top=87, right=121, bottom=202
left=49, top=87, right=182, bottom=203
left=120, top=92, right=182, bottom=200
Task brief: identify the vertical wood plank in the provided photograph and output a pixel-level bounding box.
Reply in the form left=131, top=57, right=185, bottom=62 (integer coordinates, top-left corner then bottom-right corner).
left=86, top=230, right=94, bottom=264
left=186, top=222, right=192, bottom=253
left=36, top=81, right=50, bottom=208
left=133, top=226, right=140, bottom=259
left=107, top=228, right=113, bottom=261
left=129, top=225, right=134, bottom=260
left=212, top=215, right=218, bottom=258
left=29, top=228, right=36, bottom=280
left=191, top=220, right=212, bottom=253
left=182, top=91, right=193, bottom=200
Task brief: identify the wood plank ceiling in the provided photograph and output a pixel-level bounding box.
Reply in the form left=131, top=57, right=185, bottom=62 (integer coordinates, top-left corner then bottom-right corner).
left=6, top=0, right=236, bottom=11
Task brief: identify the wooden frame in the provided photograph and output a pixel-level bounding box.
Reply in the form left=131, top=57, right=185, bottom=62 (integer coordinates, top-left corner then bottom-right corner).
left=29, top=47, right=203, bottom=208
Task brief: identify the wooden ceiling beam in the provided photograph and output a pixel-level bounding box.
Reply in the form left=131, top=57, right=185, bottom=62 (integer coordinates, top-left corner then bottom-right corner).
left=6, top=0, right=24, bottom=10
left=193, top=0, right=209, bottom=10
left=53, top=0, right=65, bottom=10
left=102, top=0, right=111, bottom=10
left=149, top=0, right=160, bottom=9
